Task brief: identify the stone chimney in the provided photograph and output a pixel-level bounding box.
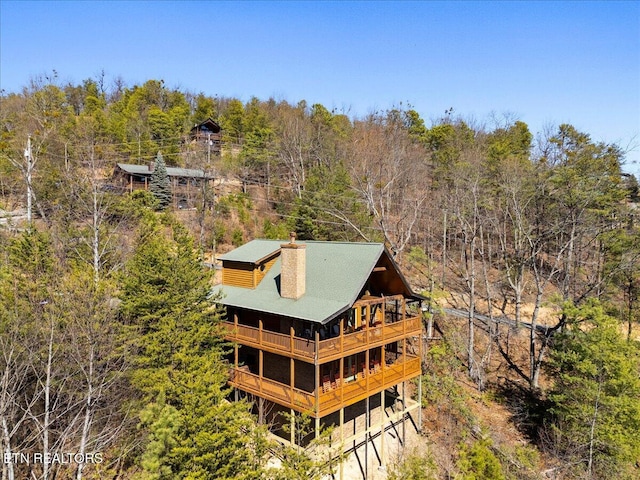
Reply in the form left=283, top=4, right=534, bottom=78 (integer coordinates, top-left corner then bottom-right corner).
left=280, top=232, right=306, bottom=299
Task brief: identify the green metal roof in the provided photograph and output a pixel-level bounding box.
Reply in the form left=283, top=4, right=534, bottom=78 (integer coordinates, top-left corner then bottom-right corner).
left=217, top=239, right=281, bottom=264
left=116, top=163, right=209, bottom=179
left=212, top=240, right=387, bottom=324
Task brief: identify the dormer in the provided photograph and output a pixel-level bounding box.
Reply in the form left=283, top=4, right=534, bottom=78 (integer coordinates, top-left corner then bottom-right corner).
left=219, top=241, right=280, bottom=289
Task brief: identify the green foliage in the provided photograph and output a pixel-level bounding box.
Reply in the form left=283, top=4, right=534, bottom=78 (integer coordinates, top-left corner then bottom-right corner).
left=216, top=192, right=253, bottom=224
left=107, top=79, right=190, bottom=159
left=387, top=447, right=438, bottom=480
left=290, top=162, right=371, bottom=241
left=404, top=109, right=429, bottom=143
left=129, top=189, right=161, bottom=211
left=211, top=219, right=226, bottom=245
left=546, top=124, right=624, bottom=216
left=263, top=218, right=290, bottom=240
left=120, top=217, right=267, bottom=478
left=421, top=342, right=472, bottom=425
left=238, top=97, right=275, bottom=180
left=0, top=228, right=129, bottom=480
left=546, top=300, right=640, bottom=479
left=190, top=93, right=218, bottom=124
left=503, top=444, right=540, bottom=479
left=486, top=121, right=532, bottom=164
left=484, top=121, right=532, bottom=189
left=457, top=438, right=505, bottom=480
left=622, top=173, right=640, bottom=202
left=8, top=227, right=55, bottom=284
left=601, top=227, right=640, bottom=340
left=220, top=98, right=245, bottom=144
left=120, top=217, right=220, bottom=398
left=136, top=392, right=183, bottom=480
left=424, top=120, right=476, bottom=188
left=267, top=412, right=338, bottom=480
left=231, top=228, right=244, bottom=246
left=150, top=151, right=172, bottom=210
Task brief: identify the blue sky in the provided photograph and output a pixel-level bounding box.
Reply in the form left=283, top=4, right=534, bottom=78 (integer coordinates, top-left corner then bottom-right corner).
left=1, top=1, right=639, bottom=171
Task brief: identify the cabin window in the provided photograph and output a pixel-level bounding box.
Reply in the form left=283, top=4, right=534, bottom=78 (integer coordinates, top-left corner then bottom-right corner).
left=177, top=196, right=189, bottom=209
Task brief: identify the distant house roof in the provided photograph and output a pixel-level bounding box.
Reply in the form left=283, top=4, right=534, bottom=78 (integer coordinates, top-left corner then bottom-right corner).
left=213, top=239, right=419, bottom=324
left=190, top=118, right=221, bottom=135
left=115, top=163, right=210, bottom=179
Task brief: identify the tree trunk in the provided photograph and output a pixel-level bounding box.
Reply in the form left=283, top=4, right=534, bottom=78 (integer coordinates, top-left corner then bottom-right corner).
left=75, top=345, right=94, bottom=480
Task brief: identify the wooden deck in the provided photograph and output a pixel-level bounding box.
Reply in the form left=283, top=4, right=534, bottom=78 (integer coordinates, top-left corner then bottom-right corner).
left=222, top=315, right=421, bottom=363
left=229, top=355, right=421, bottom=417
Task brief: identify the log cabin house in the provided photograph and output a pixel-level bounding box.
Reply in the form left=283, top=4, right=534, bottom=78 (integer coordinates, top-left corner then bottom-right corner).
left=111, top=162, right=213, bottom=209
left=213, top=233, right=424, bottom=468
left=190, top=118, right=222, bottom=155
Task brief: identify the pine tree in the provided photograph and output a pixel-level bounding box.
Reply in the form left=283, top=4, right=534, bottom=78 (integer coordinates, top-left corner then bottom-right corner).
left=149, top=151, right=172, bottom=210
left=546, top=300, right=640, bottom=479
left=120, top=216, right=268, bottom=479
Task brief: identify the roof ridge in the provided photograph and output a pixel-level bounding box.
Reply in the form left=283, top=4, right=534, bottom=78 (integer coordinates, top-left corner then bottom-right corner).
left=252, top=238, right=383, bottom=246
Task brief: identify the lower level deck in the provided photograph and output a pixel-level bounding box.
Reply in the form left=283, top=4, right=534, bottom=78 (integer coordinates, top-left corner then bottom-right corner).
left=229, top=354, right=421, bottom=417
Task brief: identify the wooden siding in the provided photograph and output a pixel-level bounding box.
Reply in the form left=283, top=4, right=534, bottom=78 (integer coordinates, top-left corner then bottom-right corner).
left=222, top=261, right=256, bottom=288
left=222, top=254, right=278, bottom=289
left=255, top=255, right=278, bottom=284
left=229, top=355, right=421, bottom=417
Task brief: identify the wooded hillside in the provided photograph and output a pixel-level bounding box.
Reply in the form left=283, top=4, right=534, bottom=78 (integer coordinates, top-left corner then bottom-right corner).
left=1, top=74, right=639, bottom=479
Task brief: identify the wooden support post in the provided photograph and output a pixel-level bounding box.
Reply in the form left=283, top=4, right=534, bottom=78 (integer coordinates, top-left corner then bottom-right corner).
left=402, top=381, right=406, bottom=447
left=234, top=345, right=238, bottom=376
left=234, top=310, right=239, bottom=394
left=365, top=396, right=369, bottom=480
left=339, top=407, right=344, bottom=480
left=259, top=349, right=263, bottom=393
left=418, top=370, right=423, bottom=433
left=290, top=324, right=295, bottom=355
left=290, top=357, right=295, bottom=405
left=402, top=338, right=406, bottom=379
left=403, top=300, right=407, bottom=337
left=365, top=348, right=370, bottom=394
left=380, top=389, right=385, bottom=468
left=339, top=356, right=344, bottom=403
left=314, top=330, right=320, bottom=419
left=290, top=409, right=295, bottom=445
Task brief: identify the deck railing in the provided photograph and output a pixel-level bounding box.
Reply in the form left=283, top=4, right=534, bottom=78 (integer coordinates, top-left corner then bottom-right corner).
left=223, top=315, right=421, bottom=362
left=229, top=355, right=421, bottom=417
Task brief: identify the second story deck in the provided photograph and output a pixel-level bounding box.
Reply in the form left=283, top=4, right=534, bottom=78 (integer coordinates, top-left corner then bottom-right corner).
left=222, top=294, right=422, bottom=363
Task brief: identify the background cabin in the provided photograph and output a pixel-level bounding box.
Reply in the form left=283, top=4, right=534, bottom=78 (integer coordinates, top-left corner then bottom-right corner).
left=111, top=162, right=213, bottom=209
left=190, top=118, right=222, bottom=155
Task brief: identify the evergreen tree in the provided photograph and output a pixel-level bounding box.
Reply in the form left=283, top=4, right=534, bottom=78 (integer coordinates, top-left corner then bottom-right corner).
left=120, top=217, right=268, bottom=479
left=149, top=151, right=172, bottom=210
left=546, top=300, right=640, bottom=479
